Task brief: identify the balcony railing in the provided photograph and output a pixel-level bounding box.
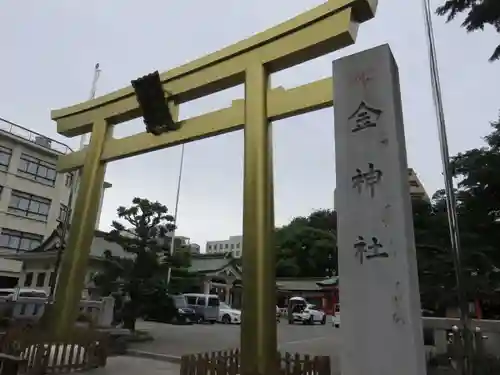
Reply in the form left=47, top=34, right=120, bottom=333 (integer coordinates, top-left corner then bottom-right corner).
left=0, top=117, right=73, bottom=155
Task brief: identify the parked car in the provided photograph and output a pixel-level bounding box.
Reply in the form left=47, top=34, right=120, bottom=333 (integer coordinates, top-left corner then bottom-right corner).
left=286, top=297, right=326, bottom=325
left=292, top=303, right=326, bottom=325
left=143, top=294, right=196, bottom=324
left=184, top=293, right=220, bottom=324
left=218, top=302, right=241, bottom=324
left=287, top=296, right=307, bottom=324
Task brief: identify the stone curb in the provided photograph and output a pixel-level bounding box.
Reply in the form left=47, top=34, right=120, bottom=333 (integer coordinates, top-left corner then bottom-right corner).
left=125, top=349, right=182, bottom=364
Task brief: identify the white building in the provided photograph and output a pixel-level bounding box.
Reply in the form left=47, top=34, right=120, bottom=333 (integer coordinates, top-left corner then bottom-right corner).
left=0, top=117, right=111, bottom=256
left=206, top=235, right=242, bottom=258
left=174, top=235, right=201, bottom=254
left=0, top=117, right=113, bottom=289
left=120, top=230, right=200, bottom=255
left=407, top=168, right=430, bottom=202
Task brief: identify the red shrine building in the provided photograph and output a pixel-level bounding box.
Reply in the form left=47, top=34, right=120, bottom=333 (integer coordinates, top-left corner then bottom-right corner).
left=187, top=253, right=339, bottom=313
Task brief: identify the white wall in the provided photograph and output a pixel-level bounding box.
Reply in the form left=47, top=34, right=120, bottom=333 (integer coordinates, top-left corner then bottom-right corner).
left=0, top=136, right=71, bottom=244
left=0, top=131, right=111, bottom=255
left=206, top=235, right=243, bottom=258
left=0, top=257, right=22, bottom=278
left=18, top=258, right=100, bottom=295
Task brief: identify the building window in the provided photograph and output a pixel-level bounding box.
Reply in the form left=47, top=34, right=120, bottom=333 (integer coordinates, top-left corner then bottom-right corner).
left=65, top=173, right=73, bottom=187
left=225, top=244, right=228, bottom=249
left=18, top=153, right=57, bottom=186
left=24, top=272, right=34, bottom=287
left=230, top=244, right=234, bottom=249
left=9, top=191, right=51, bottom=221
left=59, top=204, right=68, bottom=222
left=411, top=192, right=425, bottom=199
left=36, top=272, right=46, bottom=287
left=236, top=243, right=240, bottom=248
left=0, top=146, right=12, bottom=172
left=0, top=229, right=43, bottom=252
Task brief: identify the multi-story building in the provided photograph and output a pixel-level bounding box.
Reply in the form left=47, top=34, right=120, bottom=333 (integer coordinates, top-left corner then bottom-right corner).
left=206, top=235, right=242, bottom=258
left=189, top=243, right=201, bottom=255
left=0, top=117, right=111, bottom=255
left=0, top=118, right=73, bottom=255
left=175, top=235, right=201, bottom=255
left=0, top=117, right=112, bottom=288
left=407, top=168, right=430, bottom=202
left=121, top=230, right=200, bottom=255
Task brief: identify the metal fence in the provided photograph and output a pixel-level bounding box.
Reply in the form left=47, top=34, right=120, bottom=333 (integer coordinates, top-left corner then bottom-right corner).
left=0, top=117, right=72, bottom=155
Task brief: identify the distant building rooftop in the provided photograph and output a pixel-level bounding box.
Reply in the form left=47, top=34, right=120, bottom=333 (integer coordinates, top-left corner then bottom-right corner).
left=0, top=117, right=72, bottom=155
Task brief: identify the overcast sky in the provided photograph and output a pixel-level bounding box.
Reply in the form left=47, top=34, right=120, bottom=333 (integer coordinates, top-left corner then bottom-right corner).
left=1, top=1, right=499, bottom=249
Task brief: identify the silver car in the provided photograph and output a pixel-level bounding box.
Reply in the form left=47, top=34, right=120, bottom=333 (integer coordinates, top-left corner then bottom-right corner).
left=184, top=293, right=220, bottom=323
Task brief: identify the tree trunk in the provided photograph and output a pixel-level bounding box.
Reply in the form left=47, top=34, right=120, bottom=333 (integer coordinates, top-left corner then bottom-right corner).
left=123, top=315, right=136, bottom=331
left=122, top=301, right=137, bottom=331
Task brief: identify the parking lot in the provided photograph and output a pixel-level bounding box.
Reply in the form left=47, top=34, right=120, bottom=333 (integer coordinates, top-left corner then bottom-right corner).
left=132, top=319, right=342, bottom=371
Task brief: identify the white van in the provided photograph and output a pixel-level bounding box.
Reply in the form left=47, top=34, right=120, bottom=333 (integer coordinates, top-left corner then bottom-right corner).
left=183, top=293, right=220, bottom=324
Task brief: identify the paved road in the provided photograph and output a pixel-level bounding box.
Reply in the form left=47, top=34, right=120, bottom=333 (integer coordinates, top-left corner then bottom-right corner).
left=131, top=319, right=342, bottom=372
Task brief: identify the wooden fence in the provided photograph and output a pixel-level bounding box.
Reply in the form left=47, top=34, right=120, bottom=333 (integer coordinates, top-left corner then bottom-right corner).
left=0, top=325, right=108, bottom=374
left=180, top=349, right=330, bottom=375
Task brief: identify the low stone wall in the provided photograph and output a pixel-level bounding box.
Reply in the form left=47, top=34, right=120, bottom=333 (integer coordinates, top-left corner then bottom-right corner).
left=0, top=296, right=114, bottom=327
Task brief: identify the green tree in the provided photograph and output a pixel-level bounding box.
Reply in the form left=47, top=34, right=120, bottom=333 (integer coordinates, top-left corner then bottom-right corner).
left=448, top=116, right=500, bottom=262
left=275, top=210, right=337, bottom=278
left=92, top=250, right=132, bottom=298
left=166, top=240, right=201, bottom=294
left=437, top=0, right=500, bottom=61
left=414, top=192, right=499, bottom=315
left=414, top=116, right=500, bottom=314
left=103, top=197, right=178, bottom=330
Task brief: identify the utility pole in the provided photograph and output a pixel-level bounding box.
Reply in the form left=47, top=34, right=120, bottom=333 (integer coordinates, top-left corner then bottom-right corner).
left=420, top=2, right=472, bottom=374
left=166, top=144, right=186, bottom=288
left=49, top=63, right=102, bottom=299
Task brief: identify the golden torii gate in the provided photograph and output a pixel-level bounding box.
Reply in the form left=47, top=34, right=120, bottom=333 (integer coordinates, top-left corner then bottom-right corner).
left=50, top=1, right=376, bottom=374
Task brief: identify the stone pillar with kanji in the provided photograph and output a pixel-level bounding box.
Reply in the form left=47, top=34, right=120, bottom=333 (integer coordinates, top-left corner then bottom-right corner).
left=333, top=44, right=427, bottom=375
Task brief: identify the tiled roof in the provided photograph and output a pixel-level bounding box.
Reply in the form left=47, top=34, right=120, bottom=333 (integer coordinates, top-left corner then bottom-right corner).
left=276, top=277, right=339, bottom=291
left=8, top=223, right=132, bottom=260
left=189, top=254, right=235, bottom=273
